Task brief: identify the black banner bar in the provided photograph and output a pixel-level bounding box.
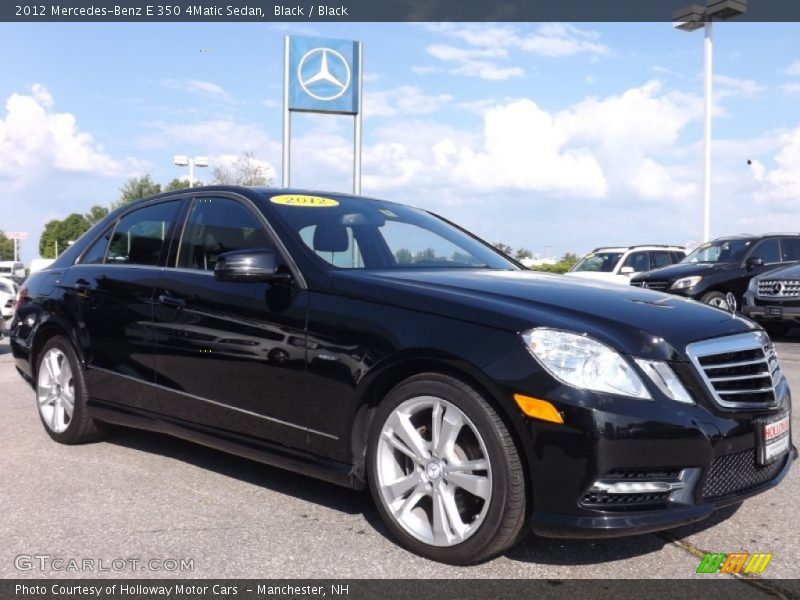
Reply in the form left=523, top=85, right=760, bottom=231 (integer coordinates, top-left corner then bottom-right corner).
left=3, top=0, right=800, bottom=23
left=3, top=579, right=800, bottom=600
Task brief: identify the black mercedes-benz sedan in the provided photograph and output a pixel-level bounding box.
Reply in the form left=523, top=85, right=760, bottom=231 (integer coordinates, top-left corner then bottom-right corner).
left=9, top=187, right=796, bottom=564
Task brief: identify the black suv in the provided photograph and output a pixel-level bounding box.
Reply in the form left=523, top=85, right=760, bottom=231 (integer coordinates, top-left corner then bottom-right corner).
left=9, top=188, right=795, bottom=565
left=631, top=234, right=800, bottom=311
left=743, top=263, right=800, bottom=336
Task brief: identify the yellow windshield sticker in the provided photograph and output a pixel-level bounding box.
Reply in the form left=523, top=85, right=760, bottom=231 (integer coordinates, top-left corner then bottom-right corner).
left=270, top=194, right=339, bottom=207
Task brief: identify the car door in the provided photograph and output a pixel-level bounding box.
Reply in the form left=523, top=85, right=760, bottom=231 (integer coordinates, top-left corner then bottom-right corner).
left=619, top=250, right=650, bottom=276
left=733, top=238, right=783, bottom=298
left=649, top=250, right=673, bottom=270
left=62, top=199, right=182, bottom=413
left=151, top=194, right=310, bottom=450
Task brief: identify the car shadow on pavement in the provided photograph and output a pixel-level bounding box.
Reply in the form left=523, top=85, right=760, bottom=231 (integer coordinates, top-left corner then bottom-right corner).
left=106, top=425, right=743, bottom=567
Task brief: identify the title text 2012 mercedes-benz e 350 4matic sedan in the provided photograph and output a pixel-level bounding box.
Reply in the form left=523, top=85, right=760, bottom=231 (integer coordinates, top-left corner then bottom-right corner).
left=9, top=187, right=796, bottom=564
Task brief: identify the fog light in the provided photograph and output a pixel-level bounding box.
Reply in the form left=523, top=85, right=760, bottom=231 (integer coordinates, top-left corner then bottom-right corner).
left=589, top=480, right=681, bottom=494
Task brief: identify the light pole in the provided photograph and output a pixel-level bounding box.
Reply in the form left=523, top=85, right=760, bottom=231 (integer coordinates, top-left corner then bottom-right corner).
left=173, top=155, right=209, bottom=187
left=674, top=0, right=747, bottom=242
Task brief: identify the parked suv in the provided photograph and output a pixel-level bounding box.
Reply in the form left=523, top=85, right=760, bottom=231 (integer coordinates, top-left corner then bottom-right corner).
left=9, top=187, right=795, bottom=564
left=567, top=245, right=686, bottom=286
left=631, top=234, right=800, bottom=311
left=743, top=263, right=800, bottom=336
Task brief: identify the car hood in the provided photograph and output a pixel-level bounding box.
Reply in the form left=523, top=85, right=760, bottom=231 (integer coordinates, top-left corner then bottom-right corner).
left=757, top=264, right=800, bottom=280
left=330, top=269, right=757, bottom=361
left=564, top=271, right=628, bottom=284
left=632, top=261, right=737, bottom=281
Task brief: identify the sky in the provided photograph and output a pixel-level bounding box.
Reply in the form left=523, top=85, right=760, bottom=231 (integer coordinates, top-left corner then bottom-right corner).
left=2, top=21, right=800, bottom=262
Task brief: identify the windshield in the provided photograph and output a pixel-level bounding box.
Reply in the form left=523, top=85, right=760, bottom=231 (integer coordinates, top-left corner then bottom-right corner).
left=682, top=239, right=753, bottom=263
left=267, top=194, right=517, bottom=270
left=571, top=252, right=623, bottom=273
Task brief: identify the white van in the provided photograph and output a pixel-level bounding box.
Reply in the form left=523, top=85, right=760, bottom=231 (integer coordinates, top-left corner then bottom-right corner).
left=0, top=261, right=25, bottom=281
left=0, top=276, right=17, bottom=319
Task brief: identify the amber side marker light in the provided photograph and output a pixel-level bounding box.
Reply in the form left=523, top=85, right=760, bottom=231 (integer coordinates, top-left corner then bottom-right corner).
left=513, top=394, right=564, bottom=424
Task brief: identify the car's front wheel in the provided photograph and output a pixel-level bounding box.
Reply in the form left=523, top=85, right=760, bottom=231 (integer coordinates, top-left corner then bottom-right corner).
left=367, top=373, right=527, bottom=565
left=36, top=336, right=107, bottom=444
left=701, top=291, right=730, bottom=310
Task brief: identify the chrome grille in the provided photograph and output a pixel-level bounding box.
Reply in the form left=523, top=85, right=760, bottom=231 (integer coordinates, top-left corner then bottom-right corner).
left=631, top=280, right=669, bottom=291
left=757, top=279, right=800, bottom=298
left=686, top=332, right=782, bottom=409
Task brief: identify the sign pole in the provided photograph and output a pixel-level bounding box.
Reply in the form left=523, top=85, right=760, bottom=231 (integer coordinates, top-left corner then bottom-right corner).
left=282, top=36, right=291, bottom=188
left=353, top=41, right=363, bottom=195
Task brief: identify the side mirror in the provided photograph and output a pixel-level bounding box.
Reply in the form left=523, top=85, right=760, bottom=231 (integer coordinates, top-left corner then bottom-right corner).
left=619, top=266, right=635, bottom=275
left=746, top=256, right=764, bottom=270
left=214, top=249, right=292, bottom=283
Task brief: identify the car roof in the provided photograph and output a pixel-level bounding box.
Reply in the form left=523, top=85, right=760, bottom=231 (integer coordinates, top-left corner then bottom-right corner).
left=590, top=245, right=686, bottom=252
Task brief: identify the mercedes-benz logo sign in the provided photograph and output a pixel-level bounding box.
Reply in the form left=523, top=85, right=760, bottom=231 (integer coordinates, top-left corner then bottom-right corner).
left=298, top=47, right=351, bottom=101
left=772, top=281, right=785, bottom=296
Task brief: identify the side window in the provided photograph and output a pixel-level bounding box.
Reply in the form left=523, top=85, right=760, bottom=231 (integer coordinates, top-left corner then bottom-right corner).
left=750, top=239, right=780, bottom=264
left=80, top=226, right=114, bottom=264
left=670, top=251, right=686, bottom=263
left=649, top=251, right=672, bottom=269
left=177, top=197, right=274, bottom=271
left=781, top=238, right=800, bottom=261
left=622, top=251, right=650, bottom=272
left=299, top=224, right=363, bottom=268
left=106, top=201, right=180, bottom=266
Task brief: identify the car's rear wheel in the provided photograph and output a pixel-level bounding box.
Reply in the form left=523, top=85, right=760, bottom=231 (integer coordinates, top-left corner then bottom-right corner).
left=36, top=336, right=107, bottom=444
left=367, top=373, right=527, bottom=565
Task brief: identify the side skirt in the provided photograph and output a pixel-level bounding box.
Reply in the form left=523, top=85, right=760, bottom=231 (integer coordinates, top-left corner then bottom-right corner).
left=87, top=401, right=365, bottom=491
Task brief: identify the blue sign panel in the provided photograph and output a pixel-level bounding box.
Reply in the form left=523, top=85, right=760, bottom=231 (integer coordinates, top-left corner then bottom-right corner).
left=288, top=36, right=360, bottom=115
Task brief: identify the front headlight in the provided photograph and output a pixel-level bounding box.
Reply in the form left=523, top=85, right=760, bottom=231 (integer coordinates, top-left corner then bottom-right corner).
left=747, top=277, right=758, bottom=293
left=521, top=328, right=651, bottom=399
left=671, top=275, right=703, bottom=290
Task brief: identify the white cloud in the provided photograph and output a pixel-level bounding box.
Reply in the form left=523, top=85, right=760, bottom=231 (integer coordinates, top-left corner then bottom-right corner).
left=752, top=126, right=800, bottom=202
left=714, top=74, right=765, bottom=99
left=783, top=82, right=800, bottom=95
left=0, top=85, right=123, bottom=186
left=420, top=23, right=608, bottom=80
left=365, top=85, right=453, bottom=118
left=360, top=81, right=699, bottom=202
left=136, top=118, right=276, bottom=156
left=783, top=60, right=800, bottom=77
left=426, top=44, right=523, bottom=80
left=410, top=65, right=442, bottom=75
left=161, top=78, right=235, bottom=103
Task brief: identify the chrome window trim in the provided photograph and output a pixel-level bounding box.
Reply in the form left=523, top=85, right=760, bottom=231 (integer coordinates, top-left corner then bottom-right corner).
left=685, top=331, right=779, bottom=410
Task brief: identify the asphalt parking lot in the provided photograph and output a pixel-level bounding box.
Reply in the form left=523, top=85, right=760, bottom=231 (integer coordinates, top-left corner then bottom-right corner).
left=0, top=334, right=797, bottom=590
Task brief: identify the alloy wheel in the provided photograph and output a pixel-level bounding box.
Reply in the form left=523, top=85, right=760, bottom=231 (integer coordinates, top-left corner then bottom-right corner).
left=37, top=348, right=75, bottom=433
left=375, top=396, right=492, bottom=547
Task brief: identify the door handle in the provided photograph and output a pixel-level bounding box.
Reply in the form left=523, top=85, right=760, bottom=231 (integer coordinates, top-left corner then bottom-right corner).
left=158, top=294, right=186, bottom=308
left=74, top=279, right=91, bottom=291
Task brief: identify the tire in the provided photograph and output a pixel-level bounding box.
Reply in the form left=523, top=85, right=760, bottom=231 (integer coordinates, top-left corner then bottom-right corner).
left=764, top=323, right=789, bottom=338
left=367, top=373, right=527, bottom=565
left=35, top=336, right=107, bottom=444
left=701, top=291, right=730, bottom=310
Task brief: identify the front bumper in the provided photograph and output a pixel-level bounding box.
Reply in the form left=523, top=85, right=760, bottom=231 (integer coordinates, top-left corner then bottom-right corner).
left=743, top=293, right=800, bottom=325
left=483, top=346, right=795, bottom=539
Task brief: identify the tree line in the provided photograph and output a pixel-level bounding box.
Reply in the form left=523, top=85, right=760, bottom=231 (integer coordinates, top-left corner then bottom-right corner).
left=492, top=243, right=579, bottom=273
left=37, top=152, right=271, bottom=259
